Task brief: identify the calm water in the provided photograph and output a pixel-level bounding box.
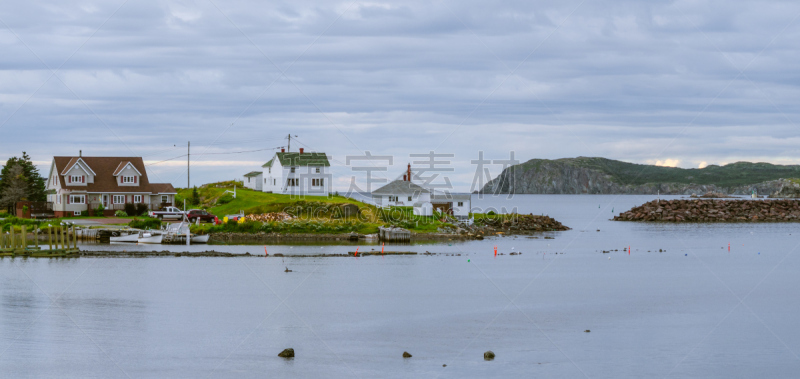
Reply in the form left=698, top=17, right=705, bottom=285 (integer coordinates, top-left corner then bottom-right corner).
left=2, top=195, right=799, bottom=378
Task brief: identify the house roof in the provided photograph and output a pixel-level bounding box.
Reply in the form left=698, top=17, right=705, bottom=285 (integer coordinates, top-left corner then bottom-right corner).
left=112, top=161, right=142, bottom=176
left=243, top=171, right=262, bottom=178
left=264, top=152, right=330, bottom=167
left=150, top=183, right=177, bottom=194
left=372, top=180, right=430, bottom=195
left=52, top=156, right=174, bottom=194
left=60, top=157, right=97, bottom=176
left=431, top=193, right=472, bottom=201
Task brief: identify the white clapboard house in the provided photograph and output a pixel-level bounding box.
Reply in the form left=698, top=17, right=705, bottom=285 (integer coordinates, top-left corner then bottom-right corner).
left=371, top=164, right=472, bottom=222
left=255, top=148, right=331, bottom=196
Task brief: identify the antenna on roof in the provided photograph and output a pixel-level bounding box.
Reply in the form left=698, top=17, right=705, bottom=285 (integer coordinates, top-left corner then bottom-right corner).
left=286, top=134, right=298, bottom=152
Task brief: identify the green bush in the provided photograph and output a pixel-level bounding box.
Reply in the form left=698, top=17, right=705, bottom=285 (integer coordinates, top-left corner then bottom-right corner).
left=115, top=210, right=128, bottom=217
left=80, top=210, right=89, bottom=217
left=94, top=204, right=105, bottom=217
left=129, top=217, right=161, bottom=230
left=135, top=203, right=148, bottom=217
left=217, top=194, right=234, bottom=205
left=124, top=203, right=137, bottom=216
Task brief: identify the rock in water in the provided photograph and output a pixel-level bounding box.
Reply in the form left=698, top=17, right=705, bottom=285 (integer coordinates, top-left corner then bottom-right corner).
left=584, top=330, right=591, bottom=333
left=403, top=351, right=412, bottom=358
left=278, top=348, right=294, bottom=358
left=484, top=351, right=495, bottom=361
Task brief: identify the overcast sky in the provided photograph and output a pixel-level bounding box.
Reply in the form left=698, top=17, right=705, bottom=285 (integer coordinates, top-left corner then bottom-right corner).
left=1, top=0, right=799, bottom=191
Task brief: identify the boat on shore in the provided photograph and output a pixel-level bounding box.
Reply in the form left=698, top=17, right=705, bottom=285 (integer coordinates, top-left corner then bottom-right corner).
left=138, top=231, right=163, bottom=244
left=191, top=234, right=210, bottom=244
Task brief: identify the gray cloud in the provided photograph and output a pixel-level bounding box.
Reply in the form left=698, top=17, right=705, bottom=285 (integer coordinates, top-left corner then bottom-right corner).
left=1, top=0, right=799, bottom=189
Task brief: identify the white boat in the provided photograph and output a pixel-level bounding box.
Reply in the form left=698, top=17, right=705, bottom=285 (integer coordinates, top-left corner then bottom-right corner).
left=138, top=231, right=163, bottom=244
left=191, top=234, right=210, bottom=244
left=110, top=232, right=139, bottom=243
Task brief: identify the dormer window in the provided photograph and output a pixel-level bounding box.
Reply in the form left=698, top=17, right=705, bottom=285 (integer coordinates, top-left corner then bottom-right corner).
left=290, top=167, right=296, bottom=173
left=122, top=176, right=137, bottom=184
left=315, top=167, right=320, bottom=173
left=69, top=175, right=84, bottom=184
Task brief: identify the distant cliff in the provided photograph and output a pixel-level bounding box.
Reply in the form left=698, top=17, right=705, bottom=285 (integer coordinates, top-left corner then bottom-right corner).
left=479, top=157, right=800, bottom=196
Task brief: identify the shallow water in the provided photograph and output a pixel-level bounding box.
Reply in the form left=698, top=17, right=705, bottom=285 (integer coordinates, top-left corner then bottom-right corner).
left=2, top=195, right=799, bottom=378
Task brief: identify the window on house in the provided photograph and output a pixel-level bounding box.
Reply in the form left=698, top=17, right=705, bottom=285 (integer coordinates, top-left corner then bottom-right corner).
left=311, top=178, right=324, bottom=186
left=290, top=167, right=296, bottom=173
left=69, top=195, right=85, bottom=204
left=389, top=196, right=398, bottom=202
left=57, top=195, right=61, bottom=204
left=113, top=195, right=125, bottom=204
left=247, top=177, right=250, bottom=183
left=287, top=178, right=299, bottom=187
left=122, top=176, right=136, bottom=183
left=74, top=211, right=82, bottom=216
left=408, top=196, right=412, bottom=201
left=458, top=201, right=464, bottom=207
left=264, top=178, right=266, bottom=184
left=134, top=195, right=142, bottom=203
left=161, top=195, right=168, bottom=203
left=70, top=175, right=82, bottom=183
left=315, top=167, right=320, bottom=173
left=274, top=179, right=276, bottom=185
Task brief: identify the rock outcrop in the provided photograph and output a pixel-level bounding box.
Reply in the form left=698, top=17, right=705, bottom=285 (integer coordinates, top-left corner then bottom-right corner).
left=614, top=199, right=800, bottom=222
left=479, top=157, right=800, bottom=195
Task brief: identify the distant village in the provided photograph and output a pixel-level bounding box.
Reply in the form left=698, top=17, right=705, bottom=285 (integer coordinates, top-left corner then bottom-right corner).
left=2, top=147, right=471, bottom=222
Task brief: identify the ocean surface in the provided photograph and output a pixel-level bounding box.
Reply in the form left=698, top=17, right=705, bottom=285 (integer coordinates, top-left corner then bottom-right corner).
left=2, top=195, right=799, bottom=378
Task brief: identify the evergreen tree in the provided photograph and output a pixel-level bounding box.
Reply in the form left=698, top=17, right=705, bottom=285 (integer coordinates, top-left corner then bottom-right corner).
left=0, top=165, right=28, bottom=209
left=0, top=152, right=47, bottom=208
left=191, top=186, right=200, bottom=205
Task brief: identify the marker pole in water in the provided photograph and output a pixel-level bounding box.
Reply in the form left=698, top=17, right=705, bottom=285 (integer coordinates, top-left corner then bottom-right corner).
left=728, top=243, right=730, bottom=252
left=494, top=246, right=497, bottom=257
left=381, top=243, right=385, bottom=255
left=264, top=246, right=268, bottom=256
left=355, top=247, right=359, bottom=257
left=628, top=245, right=631, bottom=255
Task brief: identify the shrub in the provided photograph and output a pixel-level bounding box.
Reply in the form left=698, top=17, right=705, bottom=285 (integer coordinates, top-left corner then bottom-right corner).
left=80, top=210, right=89, bottom=217
left=115, top=210, right=128, bottom=217
left=217, top=194, right=234, bottom=205
left=487, top=210, right=496, bottom=216
left=124, top=203, right=137, bottom=216
left=94, top=204, right=105, bottom=217
left=129, top=217, right=161, bottom=230
left=190, top=186, right=200, bottom=205
left=135, top=203, right=148, bottom=217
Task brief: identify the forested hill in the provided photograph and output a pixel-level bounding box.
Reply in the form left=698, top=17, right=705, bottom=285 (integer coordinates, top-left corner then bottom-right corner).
left=479, top=157, right=800, bottom=195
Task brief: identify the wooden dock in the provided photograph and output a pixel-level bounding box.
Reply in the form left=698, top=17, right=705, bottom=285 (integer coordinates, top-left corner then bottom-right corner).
left=378, top=227, right=411, bottom=242
left=1, top=225, right=79, bottom=258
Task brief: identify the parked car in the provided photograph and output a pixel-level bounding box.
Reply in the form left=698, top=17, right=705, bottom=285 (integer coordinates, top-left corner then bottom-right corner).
left=148, top=206, right=185, bottom=220
left=186, top=209, right=217, bottom=223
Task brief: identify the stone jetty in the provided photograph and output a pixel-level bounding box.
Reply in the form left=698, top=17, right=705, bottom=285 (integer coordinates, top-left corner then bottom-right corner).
left=614, top=199, right=800, bottom=222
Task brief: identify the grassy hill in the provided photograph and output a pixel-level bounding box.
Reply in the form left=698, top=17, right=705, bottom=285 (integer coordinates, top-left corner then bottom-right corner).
left=522, top=157, right=800, bottom=187
left=175, top=182, right=453, bottom=234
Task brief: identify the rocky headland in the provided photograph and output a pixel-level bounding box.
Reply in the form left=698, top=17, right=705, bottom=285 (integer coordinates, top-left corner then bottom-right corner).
left=480, top=157, right=800, bottom=196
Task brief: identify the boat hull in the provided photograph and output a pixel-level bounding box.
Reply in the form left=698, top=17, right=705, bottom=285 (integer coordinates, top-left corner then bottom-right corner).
left=110, top=234, right=139, bottom=243
left=138, top=234, right=163, bottom=244
left=191, top=235, right=210, bottom=244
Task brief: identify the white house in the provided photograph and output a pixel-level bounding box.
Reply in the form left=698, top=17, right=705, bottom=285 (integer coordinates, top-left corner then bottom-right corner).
left=46, top=154, right=177, bottom=217
left=372, top=164, right=472, bottom=222
left=261, top=148, right=331, bottom=196
left=242, top=171, right=262, bottom=191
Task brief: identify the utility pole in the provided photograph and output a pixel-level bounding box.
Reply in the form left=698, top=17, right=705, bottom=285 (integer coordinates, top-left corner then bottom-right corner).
left=187, top=141, right=190, bottom=189
left=287, top=134, right=291, bottom=152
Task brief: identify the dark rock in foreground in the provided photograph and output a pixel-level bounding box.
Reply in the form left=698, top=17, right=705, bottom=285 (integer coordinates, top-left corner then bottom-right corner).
left=278, top=348, right=294, bottom=358
left=614, top=199, right=800, bottom=223
left=403, top=351, right=412, bottom=358
left=484, top=351, right=495, bottom=361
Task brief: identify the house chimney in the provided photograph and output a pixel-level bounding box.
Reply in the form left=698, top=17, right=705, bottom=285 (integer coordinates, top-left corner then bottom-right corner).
left=281, top=148, right=285, bottom=153
left=403, top=174, right=407, bottom=181
left=299, top=148, right=304, bottom=154
left=79, top=150, right=82, bottom=157
left=407, top=163, right=411, bottom=182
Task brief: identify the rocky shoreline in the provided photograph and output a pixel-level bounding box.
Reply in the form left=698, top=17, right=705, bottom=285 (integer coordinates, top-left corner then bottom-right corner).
left=614, top=199, right=800, bottom=222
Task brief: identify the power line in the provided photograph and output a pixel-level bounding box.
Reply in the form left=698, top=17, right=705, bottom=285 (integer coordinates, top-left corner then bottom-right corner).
left=195, top=146, right=285, bottom=155
left=146, top=154, right=188, bottom=166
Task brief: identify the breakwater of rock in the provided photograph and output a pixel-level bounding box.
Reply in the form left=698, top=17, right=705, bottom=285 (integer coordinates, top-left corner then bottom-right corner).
left=471, top=214, right=570, bottom=233
left=614, top=199, right=800, bottom=222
